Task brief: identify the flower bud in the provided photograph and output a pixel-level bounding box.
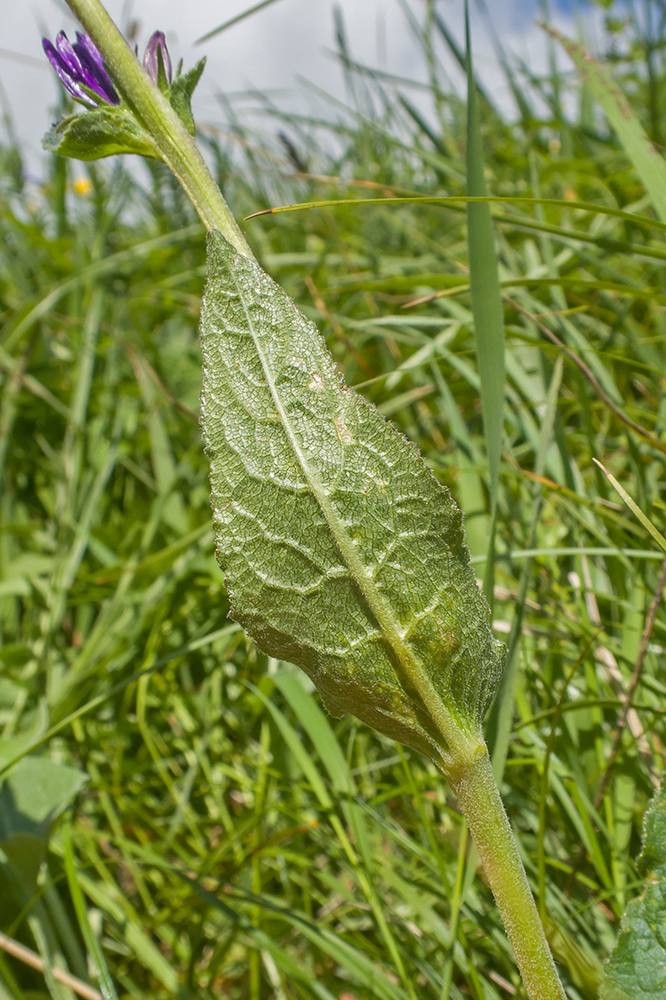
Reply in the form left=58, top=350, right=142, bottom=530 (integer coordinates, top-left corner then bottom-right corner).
left=43, top=32, right=119, bottom=107
left=143, top=31, right=172, bottom=87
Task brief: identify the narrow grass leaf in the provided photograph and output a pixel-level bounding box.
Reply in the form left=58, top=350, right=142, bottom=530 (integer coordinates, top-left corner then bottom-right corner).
left=545, top=26, right=666, bottom=224
left=61, top=822, right=118, bottom=1000
left=195, top=0, right=286, bottom=45
left=594, top=460, right=666, bottom=555
left=247, top=195, right=666, bottom=234
left=231, top=888, right=411, bottom=1000
left=76, top=875, right=189, bottom=998
left=271, top=672, right=416, bottom=998
left=488, top=354, right=564, bottom=780
left=465, top=1, right=505, bottom=597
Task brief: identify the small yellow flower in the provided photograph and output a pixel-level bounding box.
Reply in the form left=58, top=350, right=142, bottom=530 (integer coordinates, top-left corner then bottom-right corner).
left=548, top=138, right=561, bottom=155
left=73, top=176, right=93, bottom=196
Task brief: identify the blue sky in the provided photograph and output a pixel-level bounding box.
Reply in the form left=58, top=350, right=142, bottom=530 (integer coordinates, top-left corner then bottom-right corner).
left=2, top=0, right=599, bottom=172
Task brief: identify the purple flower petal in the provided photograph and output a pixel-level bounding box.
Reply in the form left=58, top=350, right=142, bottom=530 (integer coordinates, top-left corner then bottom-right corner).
left=73, top=39, right=119, bottom=104
left=75, top=32, right=105, bottom=75
left=43, top=30, right=120, bottom=107
left=56, top=31, right=88, bottom=80
left=143, top=31, right=172, bottom=85
left=43, top=37, right=97, bottom=106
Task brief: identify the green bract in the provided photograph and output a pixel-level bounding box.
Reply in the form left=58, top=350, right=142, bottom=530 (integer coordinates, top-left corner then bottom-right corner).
left=43, top=105, right=160, bottom=160
left=200, top=232, right=506, bottom=772
left=168, top=59, right=206, bottom=137
left=601, top=779, right=666, bottom=1000
left=42, top=57, right=206, bottom=159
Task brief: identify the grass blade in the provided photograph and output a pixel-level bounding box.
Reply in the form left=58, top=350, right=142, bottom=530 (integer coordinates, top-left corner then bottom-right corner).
left=465, top=1, right=505, bottom=601
left=593, top=459, right=666, bottom=554
left=545, top=25, right=666, bottom=224
left=61, top=822, right=118, bottom=1000
left=195, top=0, right=286, bottom=45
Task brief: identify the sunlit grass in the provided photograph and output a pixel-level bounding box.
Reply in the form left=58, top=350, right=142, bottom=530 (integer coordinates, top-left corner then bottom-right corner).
left=1, top=3, right=665, bottom=998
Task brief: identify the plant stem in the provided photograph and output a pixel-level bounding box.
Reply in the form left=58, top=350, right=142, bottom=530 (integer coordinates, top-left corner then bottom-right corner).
left=450, top=745, right=567, bottom=1000
left=63, top=0, right=253, bottom=256
left=60, top=7, right=567, bottom=997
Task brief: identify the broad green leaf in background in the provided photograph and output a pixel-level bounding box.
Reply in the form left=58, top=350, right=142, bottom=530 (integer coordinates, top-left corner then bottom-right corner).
left=200, top=232, right=506, bottom=771
left=0, top=701, right=49, bottom=772
left=546, top=25, right=666, bottom=225
left=600, top=778, right=666, bottom=1000
left=0, top=756, right=87, bottom=891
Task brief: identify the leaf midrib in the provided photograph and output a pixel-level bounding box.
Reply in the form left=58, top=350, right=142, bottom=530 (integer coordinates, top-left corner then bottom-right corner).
left=231, top=264, right=479, bottom=763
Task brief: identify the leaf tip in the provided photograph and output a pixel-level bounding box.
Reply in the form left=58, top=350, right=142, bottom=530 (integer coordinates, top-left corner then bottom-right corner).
left=245, top=207, right=274, bottom=219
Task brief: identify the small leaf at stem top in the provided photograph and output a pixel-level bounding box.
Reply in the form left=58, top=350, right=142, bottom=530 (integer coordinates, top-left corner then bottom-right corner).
left=169, top=59, right=206, bottom=136
left=43, top=105, right=160, bottom=159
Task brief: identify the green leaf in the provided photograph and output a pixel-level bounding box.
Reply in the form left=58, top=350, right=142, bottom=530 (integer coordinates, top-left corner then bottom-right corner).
left=601, top=778, right=666, bottom=1000
left=43, top=106, right=160, bottom=161
left=0, top=700, right=49, bottom=770
left=465, top=6, right=505, bottom=510
left=196, top=0, right=286, bottom=44
left=200, top=232, right=505, bottom=770
left=594, top=460, right=666, bottom=555
left=546, top=26, right=666, bottom=225
left=169, top=59, right=206, bottom=136
left=76, top=873, right=187, bottom=997
left=0, top=756, right=87, bottom=892
left=464, top=3, right=504, bottom=612
left=62, top=820, right=120, bottom=1000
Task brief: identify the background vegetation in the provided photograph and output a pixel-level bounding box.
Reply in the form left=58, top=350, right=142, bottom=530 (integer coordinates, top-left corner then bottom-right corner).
left=1, top=1, right=666, bottom=998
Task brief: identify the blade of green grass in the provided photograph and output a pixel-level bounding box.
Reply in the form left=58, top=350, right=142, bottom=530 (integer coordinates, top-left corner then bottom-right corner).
left=75, top=875, right=190, bottom=999
left=594, top=459, right=666, bottom=554
left=465, top=0, right=505, bottom=604
left=487, top=354, right=564, bottom=777
left=545, top=25, right=666, bottom=224
left=61, top=822, right=118, bottom=1000
left=246, top=195, right=666, bottom=234
left=272, top=672, right=417, bottom=1000
left=191, top=878, right=410, bottom=1000
left=195, top=0, right=286, bottom=44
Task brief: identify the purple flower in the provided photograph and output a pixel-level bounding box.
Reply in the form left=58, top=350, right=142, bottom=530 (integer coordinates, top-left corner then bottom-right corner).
left=43, top=31, right=119, bottom=107
left=143, top=31, right=172, bottom=85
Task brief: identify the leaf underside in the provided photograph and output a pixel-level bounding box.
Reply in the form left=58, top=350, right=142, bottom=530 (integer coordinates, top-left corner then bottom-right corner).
left=601, top=778, right=666, bottom=1000
left=200, top=232, right=505, bottom=762
left=43, top=107, right=159, bottom=161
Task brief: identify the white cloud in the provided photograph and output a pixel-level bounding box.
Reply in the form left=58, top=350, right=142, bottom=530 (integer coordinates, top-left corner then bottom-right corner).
left=1, top=0, right=603, bottom=176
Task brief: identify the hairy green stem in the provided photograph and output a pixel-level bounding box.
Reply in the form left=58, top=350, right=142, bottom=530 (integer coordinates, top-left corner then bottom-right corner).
left=451, top=746, right=567, bottom=1000
left=63, top=0, right=253, bottom=255
left=60, top=4, right=568, bottom=997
